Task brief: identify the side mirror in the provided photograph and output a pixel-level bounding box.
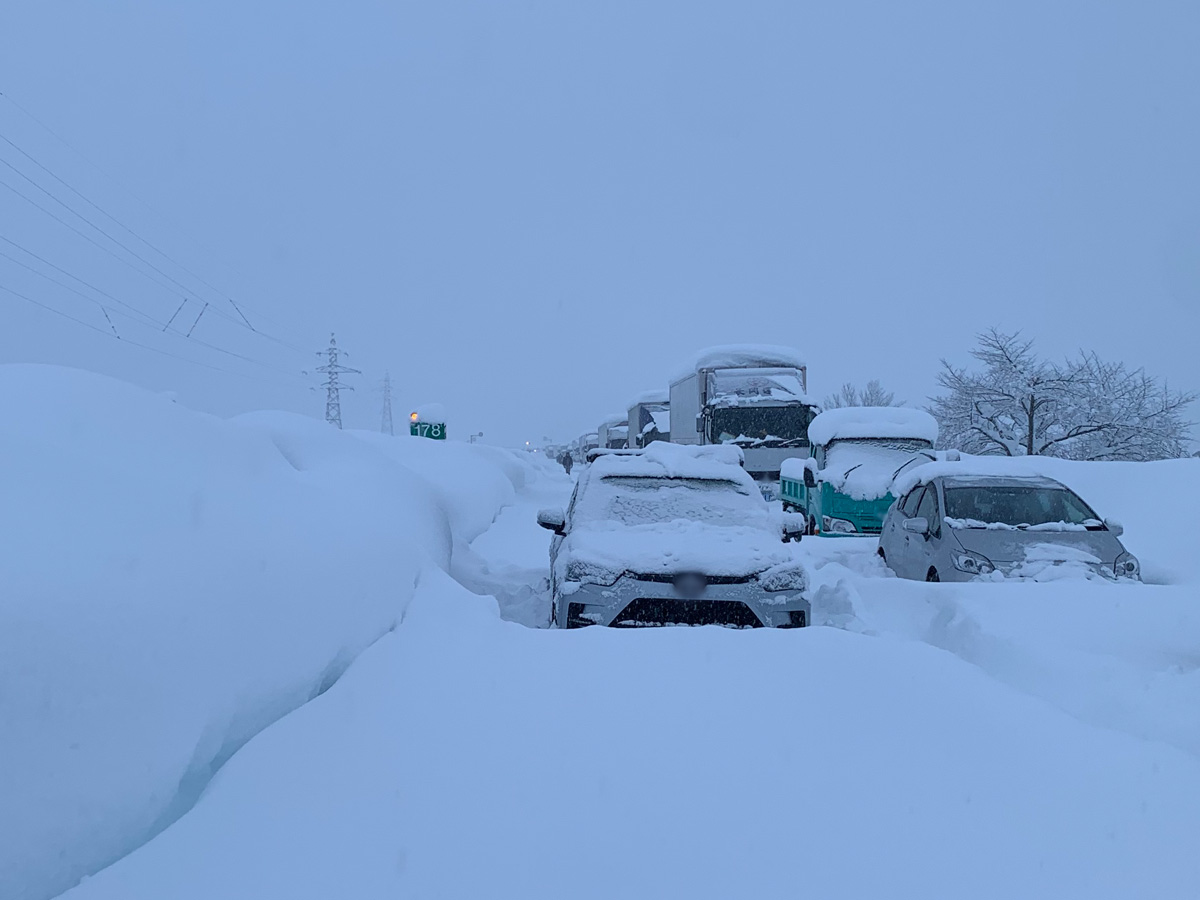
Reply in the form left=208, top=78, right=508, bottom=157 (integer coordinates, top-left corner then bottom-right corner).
left=803, top=468, right=817, bottom=489
left=902, top=517, right=930, bottom=536
left=537, top=508, right=567, bottom=535
left=1104, top=517, right=1124, bottom=537
left=781, top=512, right=806, bottom=543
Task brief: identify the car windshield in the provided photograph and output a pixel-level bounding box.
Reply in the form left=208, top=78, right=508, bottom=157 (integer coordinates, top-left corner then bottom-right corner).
left=710, top=406, right=813, bottom=447
left=591, top=476, right=758, bottom=526
left=943, top=485, right=1102, bottom=529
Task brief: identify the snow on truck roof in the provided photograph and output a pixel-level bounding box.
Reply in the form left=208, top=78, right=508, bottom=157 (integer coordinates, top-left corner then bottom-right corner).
left=627, top=389, right=669, bottom=407
left=807, top=407, right=938, bottom=446
left=599, top=413, right=628, bottom=428
left=588, top=441, right=749, bottom=485
left=671, top=344, right=806, bottom=382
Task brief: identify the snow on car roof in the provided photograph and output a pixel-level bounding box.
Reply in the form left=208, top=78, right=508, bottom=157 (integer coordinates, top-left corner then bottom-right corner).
left=893, top=460, right=1067, bottom=498
left=671, top=344, right=806, bottom=382
left=588, top=440, right=749, bottom=484
left=807, top=407, right=938, bottom=446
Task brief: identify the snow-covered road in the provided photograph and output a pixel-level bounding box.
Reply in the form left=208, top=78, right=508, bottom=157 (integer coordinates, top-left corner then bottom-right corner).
left=57, top=460, right=1200, bottom=900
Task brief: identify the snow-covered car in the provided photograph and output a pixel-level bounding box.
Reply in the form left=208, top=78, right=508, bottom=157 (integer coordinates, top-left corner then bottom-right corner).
left=878, top=470, right=1139, bottom=582
left=538, top=442, right=810, bottom=628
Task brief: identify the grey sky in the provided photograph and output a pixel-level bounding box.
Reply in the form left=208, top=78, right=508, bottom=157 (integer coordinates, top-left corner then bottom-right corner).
left=3, top=1, right=1197, bottom=446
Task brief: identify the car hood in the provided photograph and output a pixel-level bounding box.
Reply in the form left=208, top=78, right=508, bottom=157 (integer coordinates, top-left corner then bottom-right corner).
left=950, top=525, right=1126, bottom=565
left=562, top=521, right=790, bottom=579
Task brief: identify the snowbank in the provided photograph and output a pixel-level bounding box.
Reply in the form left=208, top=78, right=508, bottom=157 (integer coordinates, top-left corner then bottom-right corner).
left=56, top=571, right=1200, bottom=900
left=807, top=406, right=938, bottom=446
left=671, top=343, right=806, bottom=382
left=0, top=365, right=534, bottom=900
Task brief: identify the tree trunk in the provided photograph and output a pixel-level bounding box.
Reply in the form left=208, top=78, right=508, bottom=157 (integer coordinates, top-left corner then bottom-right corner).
left=1027, top=394, right=1036, bottom=456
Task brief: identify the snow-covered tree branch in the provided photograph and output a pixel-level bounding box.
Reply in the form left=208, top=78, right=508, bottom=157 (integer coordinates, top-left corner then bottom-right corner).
left=929, top=329, right=1196, bottom=460
left=823, top=379, right=900, bottom=409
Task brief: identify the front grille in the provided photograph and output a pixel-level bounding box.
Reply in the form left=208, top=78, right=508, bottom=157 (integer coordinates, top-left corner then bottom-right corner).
left=630, top=573, right=755, bottom=585
left=610, top=599, right=763, bottom=629
left=780, top=609, right=807, bottom=628
left=566, top=602, right=599, bottom=629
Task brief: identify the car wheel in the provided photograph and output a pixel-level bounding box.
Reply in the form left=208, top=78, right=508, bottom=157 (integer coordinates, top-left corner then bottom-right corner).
left=877, top=546, right=886, bottom=560
left=926, top=568, right=940, bottom=583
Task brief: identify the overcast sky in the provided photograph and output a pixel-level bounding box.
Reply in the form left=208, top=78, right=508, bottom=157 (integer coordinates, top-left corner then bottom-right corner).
left=3, top=1, right=1198, bottom=446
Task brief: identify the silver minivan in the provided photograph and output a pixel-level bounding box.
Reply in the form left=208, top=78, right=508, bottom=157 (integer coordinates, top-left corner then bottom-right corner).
left=878, top=473, right=1139, bottom=582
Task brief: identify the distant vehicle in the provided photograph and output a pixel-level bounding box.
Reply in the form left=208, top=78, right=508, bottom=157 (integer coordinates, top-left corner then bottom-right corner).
left=878, top=470, right=1140, bottom=582
left=781, top=408, right=941, bottom=536
left=537, top=442, right=809, bottom=628
left=669, top=345, right=816, bottom=501
left=597, top=415, right=629, bottom=450
left=627, top=390, right=670, bottom=448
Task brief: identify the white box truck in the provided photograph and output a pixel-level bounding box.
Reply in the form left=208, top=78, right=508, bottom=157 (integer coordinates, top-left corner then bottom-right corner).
left=669, top=345, right=816, bottom=499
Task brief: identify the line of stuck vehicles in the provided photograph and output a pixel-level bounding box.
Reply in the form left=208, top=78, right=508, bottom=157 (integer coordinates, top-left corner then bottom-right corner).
left=538, top=347, right=1141, bottom=630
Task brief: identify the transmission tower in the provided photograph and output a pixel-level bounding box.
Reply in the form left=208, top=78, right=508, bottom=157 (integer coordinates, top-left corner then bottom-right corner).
left=315, top=333, right=360, bottom=429
left=381, top=371, right=395, bottom=436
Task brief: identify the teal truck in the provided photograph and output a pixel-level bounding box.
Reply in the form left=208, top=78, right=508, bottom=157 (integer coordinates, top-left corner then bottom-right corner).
left=780, top=408, right=941, bottom=536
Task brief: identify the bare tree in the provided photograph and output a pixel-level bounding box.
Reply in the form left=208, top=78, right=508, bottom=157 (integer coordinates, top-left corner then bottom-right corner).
left=930, top=329, right=1196, bottom=460
left=823, top=379, right=900, bottom=409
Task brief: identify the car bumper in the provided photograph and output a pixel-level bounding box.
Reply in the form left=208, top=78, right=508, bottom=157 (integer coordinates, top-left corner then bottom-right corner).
left=558, top=578, right=810, bottom=629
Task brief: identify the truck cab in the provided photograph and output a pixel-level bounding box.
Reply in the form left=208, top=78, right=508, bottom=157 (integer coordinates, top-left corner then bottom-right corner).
left=668, top=346, right=816, bottom=501
left=780, top=408, right=940, bottom=536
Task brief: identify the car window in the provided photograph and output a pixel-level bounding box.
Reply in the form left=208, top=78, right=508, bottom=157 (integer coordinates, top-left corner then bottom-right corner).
left=915, top=484, right=939, bottom=532
left=901, top=487, right=924, bottom=517
left=944, top=485, right=1101, bottom=528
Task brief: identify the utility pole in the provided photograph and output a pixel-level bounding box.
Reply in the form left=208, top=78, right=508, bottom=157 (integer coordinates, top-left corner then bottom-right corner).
left=381, top=371, right=395, bottom=436
left=315, top=333, right=360, bottom=429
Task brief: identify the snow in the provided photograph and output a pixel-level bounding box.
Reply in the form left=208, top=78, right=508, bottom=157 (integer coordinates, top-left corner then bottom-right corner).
left=408, top=401, right=446, bottom=424
left=823, top=443, right=934, bottom=501
left=55, top=570, right=1200, bottom=900
left=0, top=365, right=538, bottom=900
left=671, top=343, right=806, bottom=382
left=590, top=439, right=745, bottom=480
left=12, top=367, right=1200, bottom=900
left=807, top=406, right=939, bottom=446
left=598, top=412, right=627, bottom=427
left=626, top=388, right=668, bottom=406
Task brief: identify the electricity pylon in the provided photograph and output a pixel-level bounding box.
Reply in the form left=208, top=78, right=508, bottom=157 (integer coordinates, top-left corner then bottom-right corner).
left=381, top=371, right=395, bottom=435
left=315, top=333, right=360, bottom=428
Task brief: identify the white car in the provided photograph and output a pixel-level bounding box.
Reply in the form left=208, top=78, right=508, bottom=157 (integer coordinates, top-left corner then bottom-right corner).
left=538, top=443, right=810, bottom=628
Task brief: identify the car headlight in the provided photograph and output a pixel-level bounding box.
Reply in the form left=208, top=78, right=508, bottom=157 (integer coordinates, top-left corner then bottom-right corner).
left=822, top=516, right=857, bottom=534
left=758, top=563, right=810, bottom=592
left=1114, top=551, right=1140, bottom=580
left=564, top=562, right=623, bottom=587
left=953, top=550, right=995, bottom=576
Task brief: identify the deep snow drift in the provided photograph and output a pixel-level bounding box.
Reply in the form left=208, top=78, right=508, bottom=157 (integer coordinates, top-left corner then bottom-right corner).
left=9, top=367, right=1200, bottom=900
left=0, top=365, right=538, bottom=900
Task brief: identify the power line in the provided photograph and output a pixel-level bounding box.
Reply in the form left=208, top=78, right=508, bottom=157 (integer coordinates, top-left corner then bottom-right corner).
left=0, top=236, right=305, bottom=378
left=0, top=280, right=294, bottom=384
left=0, top=127, right=257, bottom=330
left=0, top=90, right=308, bottom=350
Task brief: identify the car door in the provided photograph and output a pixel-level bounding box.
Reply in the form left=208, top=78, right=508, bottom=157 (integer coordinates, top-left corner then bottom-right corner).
left=880, top=487, right=910, bottom=569
left=892, top=487, right=926, bottom=578
left=909, top=483, right=944, bottom=580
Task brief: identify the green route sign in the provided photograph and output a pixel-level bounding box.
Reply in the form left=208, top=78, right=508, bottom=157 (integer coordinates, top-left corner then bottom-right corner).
left=410, top=420, right=447, bottom=440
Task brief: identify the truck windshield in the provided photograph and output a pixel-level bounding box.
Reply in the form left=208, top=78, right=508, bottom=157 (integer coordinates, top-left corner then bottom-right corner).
left=710, top=406, right=813, bottom=447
